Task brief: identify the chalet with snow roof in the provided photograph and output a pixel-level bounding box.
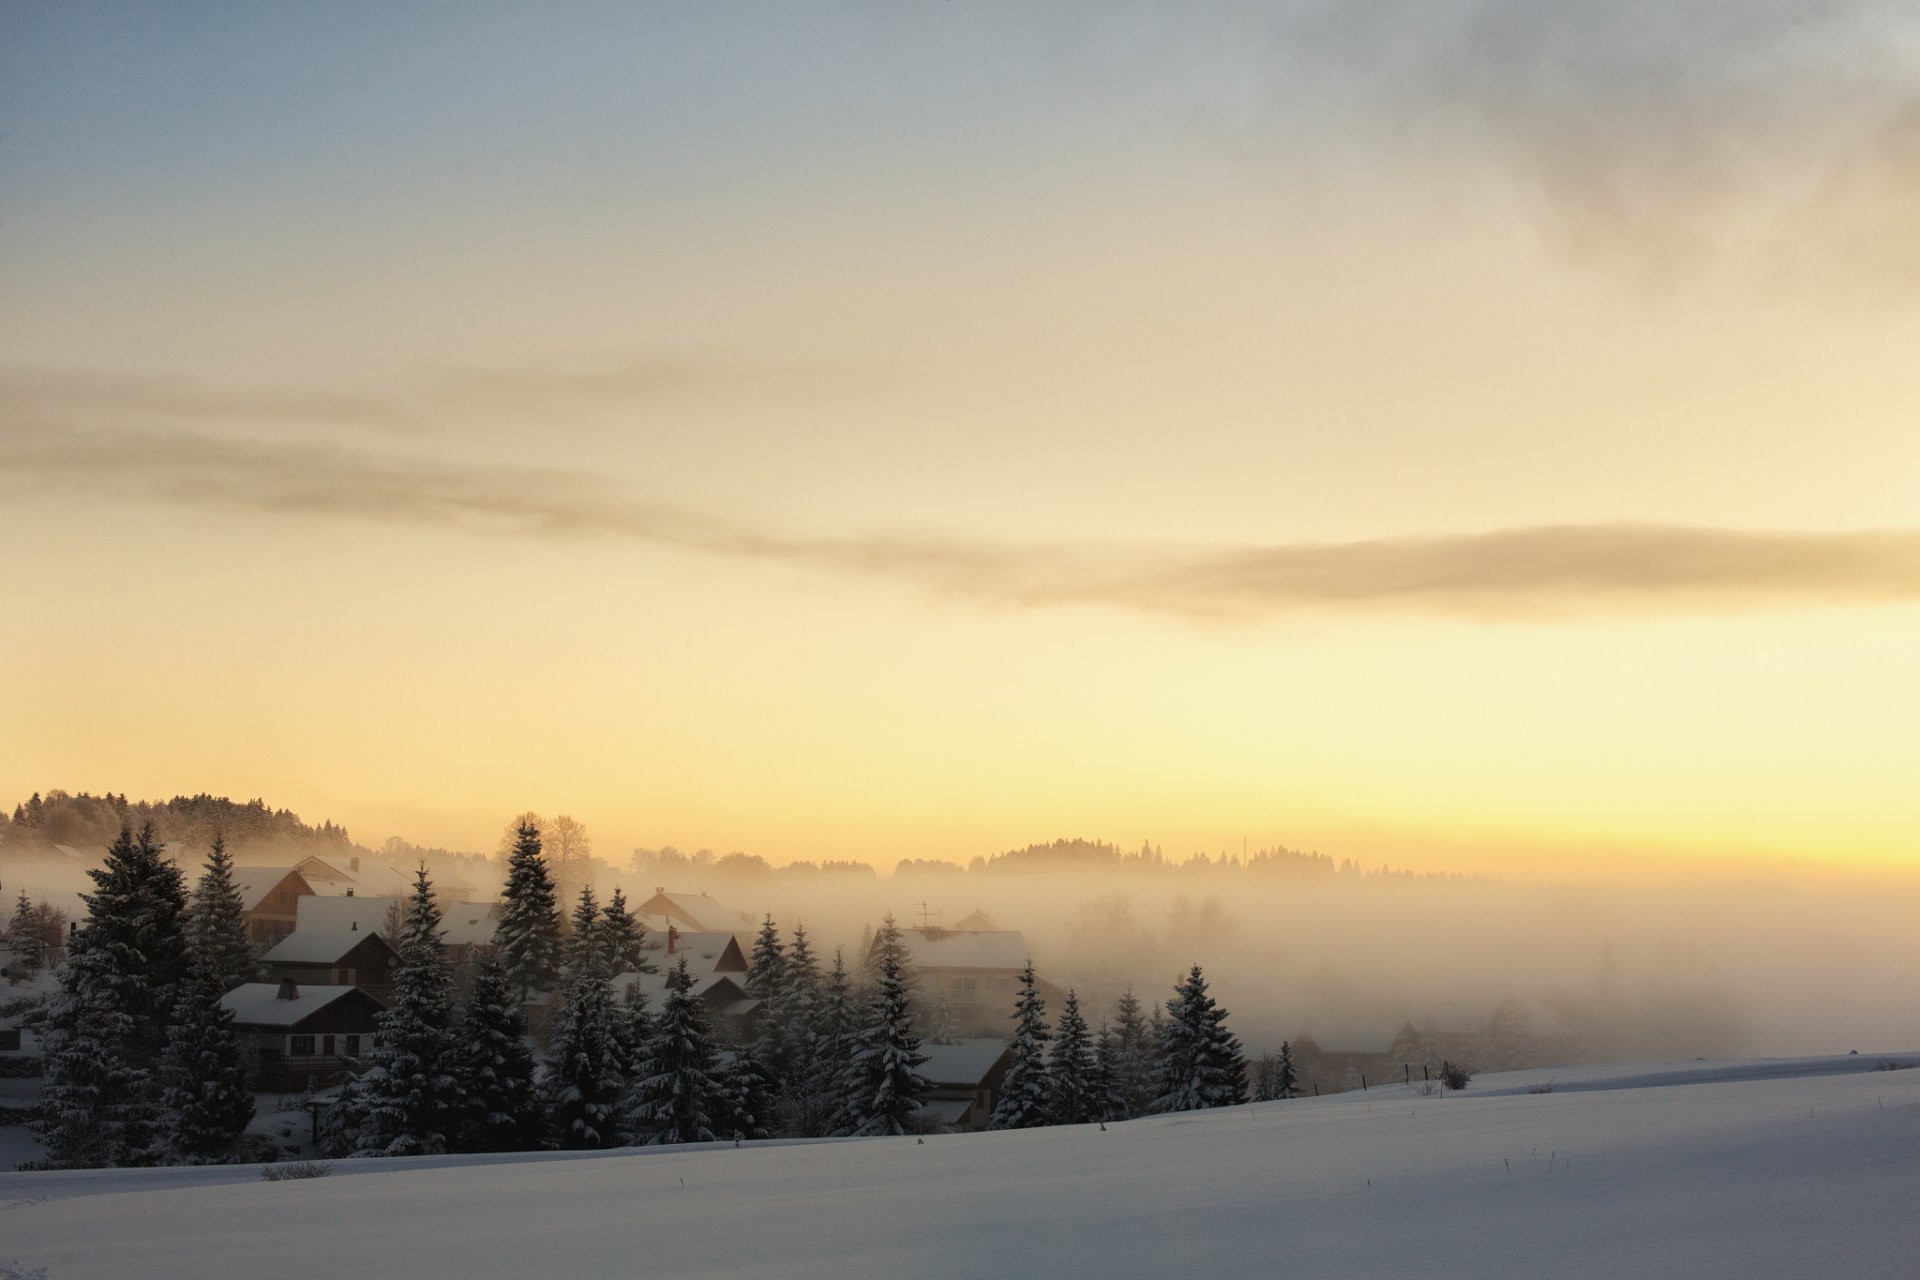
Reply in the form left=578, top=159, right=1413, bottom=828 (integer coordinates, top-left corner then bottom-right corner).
left=918, top=1039, right=1014, bottom=1131
left=229, top=866, right=316, bottom=948
left=260, top=929, right=400, bottom=1001
left=221, top=980, right=385, bottom=1091
left=291, top=854, right=484, bottom=902
left=636, top=890, right=752, bottom=936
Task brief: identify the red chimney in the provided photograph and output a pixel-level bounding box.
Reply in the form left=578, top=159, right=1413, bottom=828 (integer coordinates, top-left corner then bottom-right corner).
left=667, top=924, right=678, bottom=954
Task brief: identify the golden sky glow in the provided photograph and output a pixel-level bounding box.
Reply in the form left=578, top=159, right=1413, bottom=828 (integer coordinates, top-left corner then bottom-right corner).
left=3, top=4, right=1918, bottom=881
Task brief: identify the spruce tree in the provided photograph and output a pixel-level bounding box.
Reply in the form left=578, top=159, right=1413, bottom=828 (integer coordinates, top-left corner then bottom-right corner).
left=781, top=923, right=822, bottom=1093
left=925, top=992, right=960, bottom=1046
left=493, top=819, right=563, bottom=1000
left=808, top=948, right=859, bottom=1137
left=745, top=914, right=791, bottom=1085
left=185, top=835, right=256, bottom=993
left=566, top=885, right=605, bottom=979
left=34, top=823, right=188, bottom=1167
left=988, top=956, right=1052, bottom=1130
left=1091, top=1021, right=1125, bottom=1122
left=452, top=952, right=539, bottom=1153
left=8, top=889, right=41, bottom=975
left=541, top=962, right=628, bottom=1149
left=1049, top=989, right=1095, bottom=1125
left=1277, top=1040, right=1299, bottom=1100
left=600, top=886, right=649, bottom=975
left=1154, top=965, right=1247, bottom=1113
left=845, top=919, right=929, bottom=1137
left=1108, top=987, right=1158, bottom=1119
left=156, top=973, right=255, bottom=1163
left=352, top=867, right=458, bottom=1156
left=628, top=956, right=723, bottom=1145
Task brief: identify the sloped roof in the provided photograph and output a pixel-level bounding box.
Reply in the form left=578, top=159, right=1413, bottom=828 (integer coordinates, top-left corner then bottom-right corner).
left=952, top=909, right=1001, bottom=932
left=891, top=928, right=1029, bottom=971
left=614, top=969, right=752, bottom=1009
left=295, top=894, right=499, bottom=947
left=260, top=929, right=396, bottom=965
left=921, top=1038, right=1012, bottom=1088
left=641, top=930, right=746, bottom=972
left=637, top=891, right=750, bottom=933
left=220, top=982, right=374, bottom=1027
left=228, top=867, right=305, bottom=912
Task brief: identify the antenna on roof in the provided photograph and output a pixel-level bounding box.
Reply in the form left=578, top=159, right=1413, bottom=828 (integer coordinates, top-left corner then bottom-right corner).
left=914, top=901, right=937, bottom=929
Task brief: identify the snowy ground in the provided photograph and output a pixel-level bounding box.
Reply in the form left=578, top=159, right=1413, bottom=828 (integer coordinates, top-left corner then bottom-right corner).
left=1, top=1054, right=1916, bottom=1280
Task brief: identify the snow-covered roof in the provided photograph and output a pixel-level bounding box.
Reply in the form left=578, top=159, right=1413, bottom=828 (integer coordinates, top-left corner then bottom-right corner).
left=295, top=894, right=499, bottom=947
left=638, top=891, right=751, bottom=933
left=228, top=867, right=304, bottom=912
left=921, top=1039, right=1011, bottom=1087
left=260, top=929, right=395, bottom=965
left=614, top=969, right=751, bottom=1008
left=640, top=930, right=746, bottom=972
left=892, top=928, right=1029, bottom=972
left=220, top=983, right=373, bottom=1027
left=917, top=1098, right=973, bottom=1125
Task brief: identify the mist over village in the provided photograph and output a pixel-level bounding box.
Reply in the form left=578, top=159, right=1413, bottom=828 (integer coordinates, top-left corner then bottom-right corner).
left=3, top=3, right=1918, bottom=1278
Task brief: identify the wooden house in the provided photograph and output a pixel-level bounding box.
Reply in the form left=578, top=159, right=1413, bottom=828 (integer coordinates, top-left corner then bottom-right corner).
left=221, top=980, right=386, bottom=1091
left=260, top=928, right=400, bottom=1001
left=918, top=1039, right=1013, bottom=1131
left=229, top=866, right=316, bottom=948
left=635, top=890, right=752, bottom=936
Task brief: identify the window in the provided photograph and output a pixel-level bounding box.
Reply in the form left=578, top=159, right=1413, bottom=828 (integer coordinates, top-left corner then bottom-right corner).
left=322, top=1035, right=336, bottom=1056
left=289, top=1034, right=316, bottom=1056
left=344, top=1034, right=361, bottom=1056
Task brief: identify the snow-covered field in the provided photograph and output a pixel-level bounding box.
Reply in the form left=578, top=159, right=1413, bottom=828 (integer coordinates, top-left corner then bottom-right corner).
left=2, top=1055, right=1915, bottom=1280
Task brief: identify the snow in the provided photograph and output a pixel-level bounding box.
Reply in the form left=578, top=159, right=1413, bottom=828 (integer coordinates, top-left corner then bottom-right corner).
left=2, top=1054, right=1915, bottom=1279
left=219, top=983, right=363, bottom=1027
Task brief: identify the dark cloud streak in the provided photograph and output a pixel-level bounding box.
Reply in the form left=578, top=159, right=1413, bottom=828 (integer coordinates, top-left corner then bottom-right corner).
left=6, top=426, right=1919, bottom=621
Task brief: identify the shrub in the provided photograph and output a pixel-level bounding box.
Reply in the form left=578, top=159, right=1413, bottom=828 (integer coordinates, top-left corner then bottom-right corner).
left=1525, top=1078, right=1556, bottom=1094
left=1439, top=1060, right=1473, bottom=1091
left=260, top=1159, right=333, bottom=1181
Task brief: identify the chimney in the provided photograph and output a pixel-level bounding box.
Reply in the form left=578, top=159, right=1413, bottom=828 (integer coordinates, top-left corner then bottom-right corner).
left=667, top=924, right=678, bottom=955
left=277, top=979, right=299, bottom=1001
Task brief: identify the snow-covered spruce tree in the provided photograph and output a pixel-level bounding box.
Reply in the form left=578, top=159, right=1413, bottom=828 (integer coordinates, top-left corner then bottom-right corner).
left=542, top=949, right=628, bottom=1149
left=1276, top=1040, right=1298, bottom=1100
left=925, top=991, right=960, bottom=1046
left=713, top=1049, right=773, bottom=1141
left=452, top=951, right=539, bottom=1153
left=1049, top=989, right=1096, bottom=1125
left=185, top=835, right=256, bottom=993
left=845, top=919, right=929, bottom=1137
left=780, top=923, right=821, bottom=1091
left=1090, top=1021, right=1125, bottom=1123
left=988, top=957, right=1052, bottom=1130
left=565, top=885, right=605, bottom=979
left=34, top=823, right=189, bottom=1167
left=9, top=889, right=42, bottom=975
left=493, top=818, right=563, bottom=1001
left=351, top=867, right=459, bottom=1156
left=156, top=973, right=254, bottom=1163
left=628, top=956, right=724, bottom=1145
left=601, top=886, right=649, bottom=976
left=745, top=914, right=792, bottom=1086
left=1153, top=965, right=1247, bottom=1113
left=1107, top=987, right=1158, bottom=1119
left=809, top=947, right=860, bottom=1137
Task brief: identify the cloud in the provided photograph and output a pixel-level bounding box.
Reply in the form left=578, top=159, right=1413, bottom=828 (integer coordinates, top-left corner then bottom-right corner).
left=6, top=425, right=1919, bottom=620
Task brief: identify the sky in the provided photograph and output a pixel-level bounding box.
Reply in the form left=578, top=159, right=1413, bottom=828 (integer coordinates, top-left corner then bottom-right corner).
left=3, top=2, right=1918, bottom=882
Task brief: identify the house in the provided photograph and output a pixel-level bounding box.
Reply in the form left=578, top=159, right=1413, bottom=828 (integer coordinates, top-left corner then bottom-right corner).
left=221, top=980, right=386, bottom=1091
left=918, top=1038, right=1013, bottom=1131
left=614, top=968, right=759, bottom=1041
left=260, top=929, right=401, bottom=1001
left=635, top=890, right=752, bottom=935
left=646, top=926, right=749, bottom=976
left=291, top=855, right=484, bottom=903
left=229, top=866, right=316, bottom=948
left=952, top=909, right=1001, bottom=932
left=876, top=927, right=1033, bottom=1038
left=293, top=894, right=501, bottom=989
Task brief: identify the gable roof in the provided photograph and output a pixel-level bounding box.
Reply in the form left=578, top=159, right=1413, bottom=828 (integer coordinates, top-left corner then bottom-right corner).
left=614, top=969, right=752, bottom=1009
left=260, top=929, right=398, bottom=965
left=888, top=928, right=1029, bottom=972
left=228, top=867, right=310, bottom=913
left=636, top=890, right=750, bottom=933
left=643, top=930, right=747, bottom=973
left=220, top=982, right=378, bottom=1028
left=952, top=909, right=1001, bottom=932
left=294, top=894, right=500, bottom=947
left=921, top=1038, right=1012, bottom=1088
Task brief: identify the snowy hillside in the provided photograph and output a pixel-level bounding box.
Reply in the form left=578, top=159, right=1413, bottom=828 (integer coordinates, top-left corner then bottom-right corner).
left=3, top=1055, right=1916, bottom=1280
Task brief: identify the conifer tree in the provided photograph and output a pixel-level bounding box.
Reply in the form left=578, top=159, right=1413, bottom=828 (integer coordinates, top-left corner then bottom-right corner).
left=600, top=887, right=649, bottom=976
left=845, top=917, right=928, bottom=1137
left=541, top=960, right=628, bottom=1150
left=185, top=835, right=256, bottom=993
left=1154, top=965, right=1247, bottom=1113
left=156, top=973, right=255, bottom=1163
left=352, top=867, right=458, bottom=1156
left=713, top=1050, right=773, bottom=1141
left=809, top=948, right=860, bottom=1137
left=452, top=952, right=539, bottom=1153
left=1108, top=987, right=1158, bottom=1119
left=8, top=889, right=41, bottom=975
left=1049, top=989, right=1095, bottom=1125
left=745, top=914, right=791, bottom=1085
left=924, top=991, right=960, bottom=1046
left=565, top=885, right=605, bottom=979
left=781, top=923, right=822, bottom=1090
left=1277, top=1040, right=1299, bottom=1100
left=34, top=823, right=188, bottom=1167
left=628, top=957, right=724, bottom=1145
left=1091, top=1021, right=1125, bottom=1122
left=493, top=819, right=563, bottom=1000
left=988, top=957, right=1052, bottom=1130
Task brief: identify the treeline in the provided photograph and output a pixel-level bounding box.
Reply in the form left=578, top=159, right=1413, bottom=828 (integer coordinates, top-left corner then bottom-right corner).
left=2, top=791, right=356, bottom=859
left=628, top=846, right=877, bottom=881
left=904, top=838, right=1492, bottom=885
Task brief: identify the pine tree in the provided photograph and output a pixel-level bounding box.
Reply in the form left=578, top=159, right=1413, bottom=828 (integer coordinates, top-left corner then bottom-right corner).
left=156, top=974, right=255, bottom=1163
left=924, top=991, right=960, bottom=1046
left=184, top=835, right=256, bottom=993
left=493, top=819, right=563, bottom=1001
left=600, top=886, right=649, bottom=976
left=1154, top=965, right=1247, bottom=1113
left=781, top=923, right=822, bottom=1093
left=628, top=956, right=724, bottom=1145
left=351, top=867, right=458, bottom=1156
left=1049, top=989, right=1095, bottom=1125
left=1090, top=1021, right=1125, bottom=1122
left=452, top=952, right=539, bottom=1153
left=565, top=885, right=605, bottom=979
left=809, top=948, right=860, bottom=1137
left=713, top=1050, right=773, bottom=1141
left=988, top=957, right=1052, bottom=1130
left=1108, top=987, right=1158, bottom=1119
left=8, top=889, right=41, bottom=975
left=34, top=823, right=188, bottom=1168
left=541, top=962, right=628, bottom=1150
left=745, top=914, right=792, bottom=1085
left=845, top=918, right=929, bottom=1137
left=1277, top=1040, right=1299, bottom=1100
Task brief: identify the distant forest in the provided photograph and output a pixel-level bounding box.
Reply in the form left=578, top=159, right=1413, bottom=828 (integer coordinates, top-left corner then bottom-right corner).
left=4, top=791, right=1484, bottom=888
